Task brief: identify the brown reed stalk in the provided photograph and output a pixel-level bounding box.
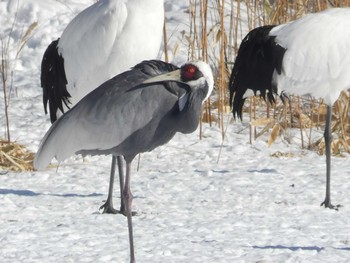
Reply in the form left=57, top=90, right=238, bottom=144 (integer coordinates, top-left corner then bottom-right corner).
left=218, top=0, right=226, bottom=138
left=163, top=15, right=169, bottom=63
left=200, top=0, right=212, bottom=128
left=297, top=96, right=305, bottom=149
left=309, top=98, right=315, bottom=148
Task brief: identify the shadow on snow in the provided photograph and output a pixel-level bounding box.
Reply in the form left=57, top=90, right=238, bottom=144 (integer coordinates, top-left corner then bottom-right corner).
left=0, top=188, right=103, bottom=198
left=253, top=245, right=350, bottom=252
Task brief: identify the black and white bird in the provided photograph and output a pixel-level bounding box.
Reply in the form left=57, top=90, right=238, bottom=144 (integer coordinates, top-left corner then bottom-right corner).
left=35, top=59, right=214, bottom=263
left=40, top=0, right=164, bottom=214
left=229, top=8, right=350, bottom=209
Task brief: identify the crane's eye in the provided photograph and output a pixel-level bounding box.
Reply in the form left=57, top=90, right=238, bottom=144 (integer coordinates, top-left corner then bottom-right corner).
left=181, top=64, right=200, bottom=81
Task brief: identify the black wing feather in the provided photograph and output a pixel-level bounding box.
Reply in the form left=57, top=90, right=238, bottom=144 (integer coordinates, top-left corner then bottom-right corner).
left=40, top=39, right=70, bottom=123
left=229, top=25, right=286, bottom=119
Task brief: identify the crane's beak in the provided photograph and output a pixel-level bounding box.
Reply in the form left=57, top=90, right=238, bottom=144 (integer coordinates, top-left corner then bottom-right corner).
left=142, top=69, right=182, bottom=84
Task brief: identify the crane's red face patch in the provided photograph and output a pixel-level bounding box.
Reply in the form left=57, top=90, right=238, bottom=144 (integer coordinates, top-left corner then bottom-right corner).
left=181, top=64, right=199, bottom=81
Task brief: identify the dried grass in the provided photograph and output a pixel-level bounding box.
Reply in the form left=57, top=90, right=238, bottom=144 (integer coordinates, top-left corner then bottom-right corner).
left=249, top=91, right=350, bottom=156
left=0, top=139, right=35, bottom=172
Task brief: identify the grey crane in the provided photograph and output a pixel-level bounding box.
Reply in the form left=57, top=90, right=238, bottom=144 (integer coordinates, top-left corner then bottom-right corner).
left=40, top=0, right=164, bottom=214
left=35, top=60, right=214, bottom=262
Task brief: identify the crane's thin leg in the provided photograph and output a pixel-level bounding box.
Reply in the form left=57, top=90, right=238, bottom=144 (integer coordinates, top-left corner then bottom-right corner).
left=117, top=156, right=126, bottom=213
left=280, top=92, right=293, bottom=123
left=124, top=161, right=136, bottom=263
left=100, top=155, right=137, bottom=216
left=320, top=105, right=340, bottom=210
left=100, top=155, right=119, bottom=214
left=119, top=155, right=137, bottom=216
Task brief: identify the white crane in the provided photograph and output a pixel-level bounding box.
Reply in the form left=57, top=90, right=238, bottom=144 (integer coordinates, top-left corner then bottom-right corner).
left=229, top=8, right=350, bottom=209
left=35, top=60, right=214, bottom=263
left=40, top=0, right=164, bottom=214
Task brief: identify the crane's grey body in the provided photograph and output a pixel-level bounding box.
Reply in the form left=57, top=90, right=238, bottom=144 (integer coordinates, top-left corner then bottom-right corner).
left=34, top=60, right=214, bottom=262
left=35, top=61, right=208, bottom=168
left=77, top=81, right=199, bottom=162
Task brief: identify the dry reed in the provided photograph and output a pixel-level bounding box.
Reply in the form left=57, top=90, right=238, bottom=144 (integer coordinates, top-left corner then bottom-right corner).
left=0, top=140, right=34, bottom=172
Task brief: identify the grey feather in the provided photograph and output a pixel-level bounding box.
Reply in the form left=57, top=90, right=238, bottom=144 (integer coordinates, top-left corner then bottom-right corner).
left=34, top=60, right=212, bottom=169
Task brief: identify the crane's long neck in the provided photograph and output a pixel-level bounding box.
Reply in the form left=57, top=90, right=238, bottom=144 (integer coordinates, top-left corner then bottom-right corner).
left=106, top=0, right=164, bottom=74
left=177, top=87, right=208, bottom=134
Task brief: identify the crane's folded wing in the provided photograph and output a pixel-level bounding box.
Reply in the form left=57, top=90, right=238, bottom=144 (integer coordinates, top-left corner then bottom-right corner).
left=34, top=61, right=187, bottom=170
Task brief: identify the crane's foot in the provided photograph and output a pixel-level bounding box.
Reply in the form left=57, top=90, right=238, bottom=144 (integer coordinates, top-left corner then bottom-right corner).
left=99, top=202, right=137, bottom=216
left=100, top=202, right=119, bottom=214
left=320, top=199, right=342, bottom=210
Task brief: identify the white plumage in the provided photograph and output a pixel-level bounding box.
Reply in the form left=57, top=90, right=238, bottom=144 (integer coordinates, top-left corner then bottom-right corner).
left=270, top=8, right=350, bottom=105
left=229, top=8, right=350, bottom=209
left=58, top=0, right=164, bottom=108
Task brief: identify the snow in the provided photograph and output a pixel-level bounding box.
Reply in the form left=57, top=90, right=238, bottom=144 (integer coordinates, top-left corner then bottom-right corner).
left=1, top=0, right=350, bottom=262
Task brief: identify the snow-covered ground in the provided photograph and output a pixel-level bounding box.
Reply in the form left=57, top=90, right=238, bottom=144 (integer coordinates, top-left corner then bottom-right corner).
left=1, top=0, right=350, bottom=262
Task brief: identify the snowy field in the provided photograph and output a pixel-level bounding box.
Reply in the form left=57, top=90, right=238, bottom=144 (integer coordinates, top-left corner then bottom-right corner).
left=1, top=0, right=350, bottom=262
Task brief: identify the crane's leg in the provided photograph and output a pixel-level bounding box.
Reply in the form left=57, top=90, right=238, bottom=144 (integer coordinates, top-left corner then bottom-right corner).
left=100, top=155, right=137, bottom=216
left=320, top=105, right=341, bottom=210
left=100, top=156, right=125, bottom=214
left=124, top=161, right=136, bottom=263
left=117, top=156, right=126, bottom=213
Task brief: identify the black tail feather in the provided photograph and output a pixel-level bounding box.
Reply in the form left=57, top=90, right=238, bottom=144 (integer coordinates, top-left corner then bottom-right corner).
left=228, top=25, right=286, bottom=120
left=41, top=39, right=70, bottom=123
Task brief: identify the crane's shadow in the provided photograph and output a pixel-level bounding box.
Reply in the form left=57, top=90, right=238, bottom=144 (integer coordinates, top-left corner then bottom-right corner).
left=0, top=188, right=102, bottom=198
left=252, top=245, right=350, bottom=251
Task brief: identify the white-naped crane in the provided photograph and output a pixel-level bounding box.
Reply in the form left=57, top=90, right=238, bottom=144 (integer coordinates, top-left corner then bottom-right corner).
left=229, top=8, right=350, bottom=210
left=35, top=60, right=214, bottom=263
left=40, top=0, right=164, bottom=215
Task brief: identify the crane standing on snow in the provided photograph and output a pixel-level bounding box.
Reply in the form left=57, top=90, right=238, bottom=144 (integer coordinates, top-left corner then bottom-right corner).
left=35, top=59, right=214, bottom=263
left=229, top=8, right=350, bottom=210
left=40, top=0, right=164, bottom=214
